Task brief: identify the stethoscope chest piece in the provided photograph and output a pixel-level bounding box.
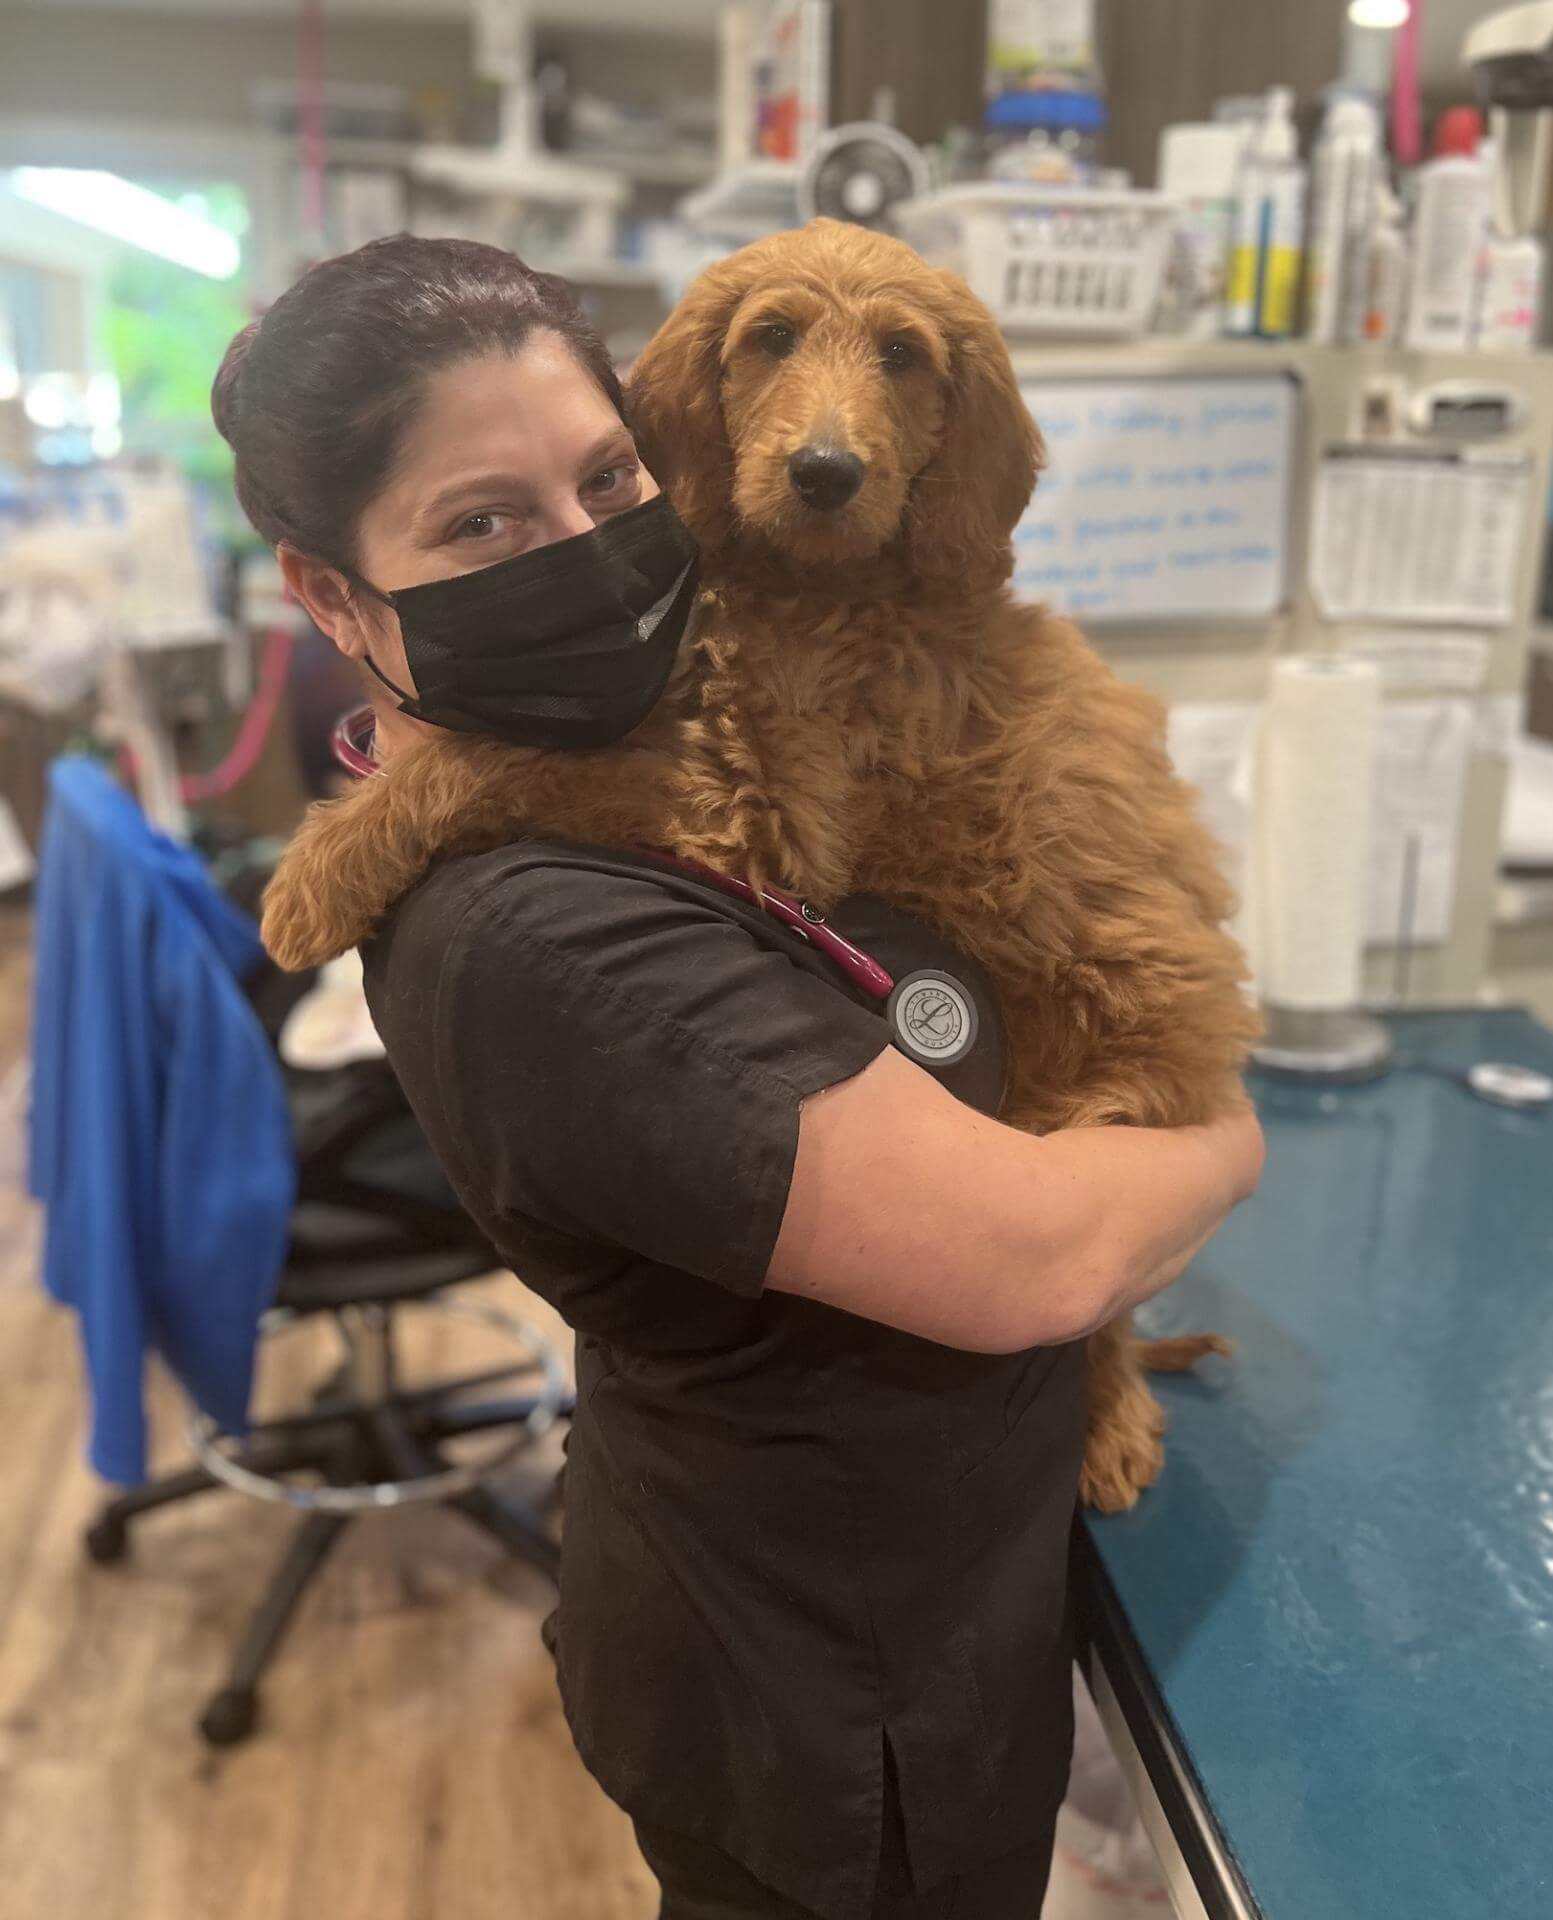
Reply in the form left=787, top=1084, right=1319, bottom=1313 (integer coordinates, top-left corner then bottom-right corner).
left=1465, top=1061, right=1553, bottom=1110
left=887, top=969, right=980, bottom=1070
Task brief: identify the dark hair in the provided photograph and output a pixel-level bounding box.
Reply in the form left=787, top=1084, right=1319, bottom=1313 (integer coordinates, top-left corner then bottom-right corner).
left=211, top=233, right=625, bottom=568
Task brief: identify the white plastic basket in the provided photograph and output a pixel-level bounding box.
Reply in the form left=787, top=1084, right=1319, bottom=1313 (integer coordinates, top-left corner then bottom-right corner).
left=895, top=184, right=1178, bottom=339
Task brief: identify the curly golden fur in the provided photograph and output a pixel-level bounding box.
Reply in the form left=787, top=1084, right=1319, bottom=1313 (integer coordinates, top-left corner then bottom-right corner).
left=262, top=220, right=1257, bottom=1511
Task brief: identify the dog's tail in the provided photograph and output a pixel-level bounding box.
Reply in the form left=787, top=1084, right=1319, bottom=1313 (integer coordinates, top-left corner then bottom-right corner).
left=1138, top=1332, right=1235, bottom=1373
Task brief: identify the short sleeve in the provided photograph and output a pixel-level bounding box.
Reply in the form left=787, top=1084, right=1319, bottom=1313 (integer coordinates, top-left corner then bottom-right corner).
left=430, top=867, right=890, bottom=1295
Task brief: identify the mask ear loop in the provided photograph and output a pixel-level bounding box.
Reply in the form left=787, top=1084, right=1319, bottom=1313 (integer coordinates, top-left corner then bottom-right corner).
left=341, top=567, right=419, bottom=710
left=361, top=653, right=418, bottom=707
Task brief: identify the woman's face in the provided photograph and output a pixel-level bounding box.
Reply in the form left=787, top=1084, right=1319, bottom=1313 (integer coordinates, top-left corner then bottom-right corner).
left=289, top=329, right=658, bottom=748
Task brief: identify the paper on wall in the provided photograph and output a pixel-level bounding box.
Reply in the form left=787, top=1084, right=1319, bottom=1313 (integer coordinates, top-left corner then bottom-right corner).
left=1365, top=699, right=1474, bottom=945
left=1165, top=700, right=1259, bottom=962
left=1471, top=691, right=1525, bottom=759
left=1166, top=696, right=1477, bottom=951
left=1165, top=701, right=1258, bottom=871
left=1309, top=451, right=1528, bottom=627
left=1340, top=630, right=1492, bottom=695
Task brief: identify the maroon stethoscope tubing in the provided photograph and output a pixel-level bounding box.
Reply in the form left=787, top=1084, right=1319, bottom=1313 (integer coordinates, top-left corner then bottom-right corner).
left=329, top=705, right=896, bottom=1002
left=330, top=704, right=380, bottom=781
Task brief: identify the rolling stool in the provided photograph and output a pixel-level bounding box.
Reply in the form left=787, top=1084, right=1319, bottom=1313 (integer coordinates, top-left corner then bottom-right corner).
left=83, top=1059, right=574, bottom=1747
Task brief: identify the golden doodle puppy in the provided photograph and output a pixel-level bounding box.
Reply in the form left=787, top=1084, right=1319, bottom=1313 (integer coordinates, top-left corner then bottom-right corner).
left=263, top=219, right=1257, bottom=1510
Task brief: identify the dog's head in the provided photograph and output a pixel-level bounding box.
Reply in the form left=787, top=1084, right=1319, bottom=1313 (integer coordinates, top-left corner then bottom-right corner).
left=627, top=220, right=1044, bottom=589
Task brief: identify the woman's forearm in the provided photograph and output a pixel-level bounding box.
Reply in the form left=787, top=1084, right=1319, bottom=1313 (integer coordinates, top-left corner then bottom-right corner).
left=1016, top=1113, right=1261, bottom=1343
left=772, top=1050, right=1262, bottom=1353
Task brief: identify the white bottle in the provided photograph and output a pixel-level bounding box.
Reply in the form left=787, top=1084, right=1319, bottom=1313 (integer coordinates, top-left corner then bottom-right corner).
left=1473, top=232, right=1544, bottom=350
left=1362, top=184, right=1409, bottom=345
left=1304, top=94, right=1381, bottom=344
left=1158, top=121, right=1247, bottom=336
left=1225, top=87, right=1307, bottom=339
left=1404, top=116, right=1489, bottom=351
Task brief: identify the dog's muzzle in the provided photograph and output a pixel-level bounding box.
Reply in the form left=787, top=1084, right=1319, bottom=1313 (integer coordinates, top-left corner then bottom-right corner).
left=788, top=443, right=865, bottom=512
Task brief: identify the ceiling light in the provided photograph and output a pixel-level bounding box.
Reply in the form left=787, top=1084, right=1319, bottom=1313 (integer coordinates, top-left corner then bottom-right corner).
left=8, top=168, right=241, bottom=279
left=1348, top=0, right=1409, bottom=28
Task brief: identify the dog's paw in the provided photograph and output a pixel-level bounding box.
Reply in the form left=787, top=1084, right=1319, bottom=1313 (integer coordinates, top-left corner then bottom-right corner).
left=260, top=867, right=374, bottom=972
left=1079, top=1384, right=1168, bottom=1514
left=260, top=792, right=393, bottom=970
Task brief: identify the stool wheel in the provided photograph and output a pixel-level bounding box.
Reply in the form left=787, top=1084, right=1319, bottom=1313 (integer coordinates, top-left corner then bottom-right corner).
left=84, top=1513, right=129, bottom=1565
left=199, top=1686, right=258, bottom=1748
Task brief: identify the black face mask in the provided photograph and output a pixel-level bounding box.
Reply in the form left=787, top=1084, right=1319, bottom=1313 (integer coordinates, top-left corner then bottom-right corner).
left=353, top=493, right=699, bottom=751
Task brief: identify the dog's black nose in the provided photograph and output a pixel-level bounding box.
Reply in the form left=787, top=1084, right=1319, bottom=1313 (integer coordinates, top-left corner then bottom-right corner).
left=788, top=444, right=865, bottom=511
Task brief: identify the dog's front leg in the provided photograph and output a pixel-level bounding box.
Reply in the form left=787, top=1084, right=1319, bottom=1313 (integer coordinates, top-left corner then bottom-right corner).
left=262, top=735, right=547, bottom=970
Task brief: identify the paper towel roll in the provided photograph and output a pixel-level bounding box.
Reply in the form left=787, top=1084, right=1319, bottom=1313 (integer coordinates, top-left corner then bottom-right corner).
left=1251, top=655, right=1381, bottom=1011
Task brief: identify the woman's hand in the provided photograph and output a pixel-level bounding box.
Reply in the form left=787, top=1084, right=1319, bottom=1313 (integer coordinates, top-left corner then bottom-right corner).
left=1112, top=1101, right=1265, bottom=1304
left=768, top=1050, right=1265, bottom=1354
left=1195, top=1101, right=1267, bottom=1209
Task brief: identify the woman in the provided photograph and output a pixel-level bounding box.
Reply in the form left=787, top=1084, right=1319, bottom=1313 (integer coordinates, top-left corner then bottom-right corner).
left=213, top=235, right=1263, bottom=1920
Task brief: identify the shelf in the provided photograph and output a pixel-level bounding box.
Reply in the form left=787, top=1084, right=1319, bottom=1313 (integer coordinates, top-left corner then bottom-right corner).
left=566, top=147, right=716, bottom=187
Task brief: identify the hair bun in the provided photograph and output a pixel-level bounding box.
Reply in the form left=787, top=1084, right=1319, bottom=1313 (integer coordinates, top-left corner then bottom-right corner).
left=211, top=318, right=261, bottom=446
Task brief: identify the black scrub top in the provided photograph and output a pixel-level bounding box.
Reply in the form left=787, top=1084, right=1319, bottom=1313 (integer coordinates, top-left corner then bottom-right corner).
left=362, top=839, right=1087, bottom=1920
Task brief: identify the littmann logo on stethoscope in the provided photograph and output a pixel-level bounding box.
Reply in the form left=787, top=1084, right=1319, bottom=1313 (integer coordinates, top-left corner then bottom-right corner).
left=887, top=971, right=978, bottom=1067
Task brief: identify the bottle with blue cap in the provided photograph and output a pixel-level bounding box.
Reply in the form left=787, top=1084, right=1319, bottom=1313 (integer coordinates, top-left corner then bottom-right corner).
left=982, top=0, right=1106, bottom=186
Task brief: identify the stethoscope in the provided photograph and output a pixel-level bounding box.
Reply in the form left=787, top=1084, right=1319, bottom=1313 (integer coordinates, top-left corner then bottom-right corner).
left=1400, top=1056, right=1553, bottom=1111
left=332, top=706, right=1551, bottom=1107
left=330, top=704, right=895, bottom=1004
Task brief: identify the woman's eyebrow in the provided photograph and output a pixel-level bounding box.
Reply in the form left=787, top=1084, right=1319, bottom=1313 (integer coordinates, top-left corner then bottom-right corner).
left=575, top=426, right=638, bottom=474
left=414, top=430, right=637, bottom=526
left=415, top=470, right=535, bottom=524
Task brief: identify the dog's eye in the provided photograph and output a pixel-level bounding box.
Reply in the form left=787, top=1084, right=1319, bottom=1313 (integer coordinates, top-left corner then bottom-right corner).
left=881, top=338, right=918, bottom=374
left=756, top=321, right=798, bottom=359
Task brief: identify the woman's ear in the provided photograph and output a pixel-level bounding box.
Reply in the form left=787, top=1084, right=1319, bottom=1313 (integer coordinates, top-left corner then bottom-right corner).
left=903, top=271, right=1045, bottom=589
left=279, top=544, right=368, bottom=658
left=625, top=259, right=746, bottom=554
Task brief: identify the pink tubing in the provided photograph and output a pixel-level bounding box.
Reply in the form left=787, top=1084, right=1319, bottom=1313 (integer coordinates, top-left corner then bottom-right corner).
left=180, top=625, right=295, bottom=804
left=1391, top=0, right=1422, bottom=170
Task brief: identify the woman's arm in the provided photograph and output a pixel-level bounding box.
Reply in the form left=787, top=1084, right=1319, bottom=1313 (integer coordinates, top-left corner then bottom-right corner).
left=768, top=1047, right=1263, bottom=1353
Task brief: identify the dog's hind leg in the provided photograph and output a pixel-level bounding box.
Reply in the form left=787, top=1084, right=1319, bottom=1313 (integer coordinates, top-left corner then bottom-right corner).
left=1079, top=1319, right=1167, bottom=1515
left=1137, top=1332, right=1235, bottom=1372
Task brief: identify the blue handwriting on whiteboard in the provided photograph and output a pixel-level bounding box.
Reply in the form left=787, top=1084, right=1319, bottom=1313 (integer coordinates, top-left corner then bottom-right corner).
left=1146, top=464, right=1216, bottom=488
left=1197, top=399, right=1279, bottom=434
left=1074, top=513, right=1167, bottom=547
left=1074, top=463, right=1135, bottom=491
left=1087, top=403, right=1186, bottom=437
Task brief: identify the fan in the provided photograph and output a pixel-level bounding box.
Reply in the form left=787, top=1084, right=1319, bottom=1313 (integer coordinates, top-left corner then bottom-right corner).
left=797, top=122, right=930, bottom=229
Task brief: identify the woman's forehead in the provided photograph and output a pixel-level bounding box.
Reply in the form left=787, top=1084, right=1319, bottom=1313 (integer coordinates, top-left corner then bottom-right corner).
left=403, top=338, right=620, bottom=460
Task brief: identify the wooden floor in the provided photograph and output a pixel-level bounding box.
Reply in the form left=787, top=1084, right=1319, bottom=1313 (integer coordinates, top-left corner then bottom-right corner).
left=0, top=908, right=658, bottom=1920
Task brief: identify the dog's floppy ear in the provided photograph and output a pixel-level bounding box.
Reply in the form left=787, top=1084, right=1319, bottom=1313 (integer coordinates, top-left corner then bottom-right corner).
left=626, top=259, right=746, bottom=554
left=904, top=269, right=1045, bottom=588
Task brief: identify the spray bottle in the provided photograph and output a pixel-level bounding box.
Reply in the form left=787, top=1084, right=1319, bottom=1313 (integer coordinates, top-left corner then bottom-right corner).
left=1472, top=132, right=1544, bottom=351
left=1304, top=93, right=1381, bottom=343
left=1225, top=87, right=1307, bottom=339
left=1362, top=183, right=1409, bottom=344
left=1404, top=106, right=1488, bottom=352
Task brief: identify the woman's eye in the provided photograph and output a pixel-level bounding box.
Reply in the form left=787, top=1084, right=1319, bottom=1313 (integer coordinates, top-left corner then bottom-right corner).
left=582, top=463, right=643, bottom=508
left=452, top=510, right=506, bottom=541
left=757, top=322, right=798, bottom=359
left=881, top=338, right=918, bottom=373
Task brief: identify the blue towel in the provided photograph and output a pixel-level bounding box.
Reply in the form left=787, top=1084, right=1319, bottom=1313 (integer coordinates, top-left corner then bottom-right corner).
left=28, top=758, right=294, bottom=1484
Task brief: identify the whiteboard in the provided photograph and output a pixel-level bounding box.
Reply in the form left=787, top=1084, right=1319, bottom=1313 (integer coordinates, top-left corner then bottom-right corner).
left=1012, top=375, right=1298, bottom=624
